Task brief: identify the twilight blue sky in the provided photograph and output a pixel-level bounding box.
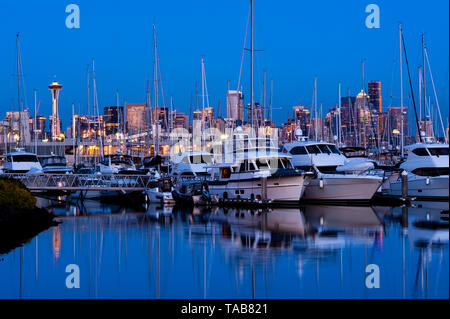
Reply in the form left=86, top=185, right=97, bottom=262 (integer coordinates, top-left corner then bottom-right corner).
left=0, top=0, right=448, bottom=134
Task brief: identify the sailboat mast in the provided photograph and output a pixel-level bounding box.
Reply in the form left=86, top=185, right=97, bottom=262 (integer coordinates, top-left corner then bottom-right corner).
left=201, top=57, right=205, bottom=130
left=269, top=78, right=273, bottom=125
left=250, top=0, right=254, bottom=128
left=34, top=88, right=37, bottom=154
left=314, top=76, right=318, bottom=140
left=263, top=70, right=266, bottom=124
left=338, top=81, right=342, bottom=145
left=399, top=24, right=404, bottom=157
left=16, top=33, right=22, bottom=147
left=422, top=34, right=427, bottom=128
left=418, top=66, right=422, bottom=136
left=362, top=60, right=367, bottom=150
left=153, top=23, right=159, bottom=156
left=92, top=58, right=104, bottom=161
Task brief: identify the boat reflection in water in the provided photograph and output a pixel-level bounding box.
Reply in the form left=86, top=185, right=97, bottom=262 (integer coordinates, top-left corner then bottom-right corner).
left=0, top=198, right=448, bottom=299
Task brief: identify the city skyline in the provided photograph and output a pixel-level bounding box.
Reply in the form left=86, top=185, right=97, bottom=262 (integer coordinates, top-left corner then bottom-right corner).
left=0, top=0, right=448, bottom=135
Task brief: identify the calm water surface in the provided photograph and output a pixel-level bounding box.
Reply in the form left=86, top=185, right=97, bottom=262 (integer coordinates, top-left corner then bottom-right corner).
left=0, top=198, right=448, bottom=299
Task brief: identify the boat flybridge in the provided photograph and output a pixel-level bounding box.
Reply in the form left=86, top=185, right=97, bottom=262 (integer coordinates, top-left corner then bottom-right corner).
left=206, top=146, right=311, bottom=204
left=281, top=131, right=382, bottom=202
left=389, top=143, right=449, bottom=200
left=42, top=154, right=73, bottom=174
left=96, top=154, right=142, bottom=175
left=2, top=148, right=43, bottom=174
left=171, top=150, right=215, bottom=179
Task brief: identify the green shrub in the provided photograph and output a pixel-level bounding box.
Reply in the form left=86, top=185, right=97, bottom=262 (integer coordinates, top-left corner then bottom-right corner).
left=0, top=177, right=37, bottom=210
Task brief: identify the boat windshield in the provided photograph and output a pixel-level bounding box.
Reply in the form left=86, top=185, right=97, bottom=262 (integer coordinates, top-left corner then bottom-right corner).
left=318, top=145, right=331, bottom=154
left=328, top=145, right=341, bottom=154
left=44, top=157, right=66, bottom=166
left=412, top=148, right=429, bottom=156
left=12, top=155, right=39, bottom=163
left=306, top=145, right=321, bottom=154
left=427, top=148, right=449, bottom=156
left=188, top=155, right=213, bottom=164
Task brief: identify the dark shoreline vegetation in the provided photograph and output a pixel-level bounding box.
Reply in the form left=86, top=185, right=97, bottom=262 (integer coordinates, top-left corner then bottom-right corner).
left=0, top=177, right=59, bottom=255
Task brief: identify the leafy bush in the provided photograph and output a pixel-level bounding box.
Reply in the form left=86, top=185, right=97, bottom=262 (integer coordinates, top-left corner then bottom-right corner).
left=0, top=177, right=37, bottom=210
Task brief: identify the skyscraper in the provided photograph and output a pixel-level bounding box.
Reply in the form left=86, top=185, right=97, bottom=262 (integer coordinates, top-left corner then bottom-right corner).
left=340, top=96, right=357, bottom=146
left=126, top=103, right=147, bottom=135
left=226, top=90, right=244, bottom=124
left=368, top=81, right=382, bottom=112
left=388, top=106, right=408, bottom=140
left=104, top=106, right=124, bottom=137
left=292, top=106, right=310, bottom=137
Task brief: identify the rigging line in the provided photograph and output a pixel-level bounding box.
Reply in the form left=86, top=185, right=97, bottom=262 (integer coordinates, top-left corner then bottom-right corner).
left=401, top=32, right=422, bottom=143
left=203, top=59, right=210, bottom=109
left=424, top=48, right=446, bottom=140
left=19, top=48, right=29, bottom=113
left=157, top=41, right=167, bottom=109
left=236, top=2, right=251, bottom=92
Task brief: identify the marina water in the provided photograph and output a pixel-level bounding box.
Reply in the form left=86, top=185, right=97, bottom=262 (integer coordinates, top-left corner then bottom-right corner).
left=0, top=198, right=448, bottom=299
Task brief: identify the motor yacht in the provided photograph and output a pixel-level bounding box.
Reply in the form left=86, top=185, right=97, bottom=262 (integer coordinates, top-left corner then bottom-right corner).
left=206, top=147, right=310, bottom=204
left=2, top=149, right=43, bottom=174
left=389, top=143, right=449, bottom=200
left=42, top=154, right=73, bottom=174
left=282, top=138, right=382, bottom=202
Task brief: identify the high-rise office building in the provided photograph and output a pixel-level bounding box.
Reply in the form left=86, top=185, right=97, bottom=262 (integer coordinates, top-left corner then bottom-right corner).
left=172, top=110, right=189, bottom=130
left=226, top=90, right=244, bottom=123
left=388, top=106, right=408, bottom=139
left=104, top=106, right=124, bottom=137
left=340, top=95, right=357, bottom=146
left=292, top=106, right=311, bottom=137
left=204, top=107, right=215, bottom=125
left=368, top=81, right=382, bottom=112
left=126, top=103, right=147, bottom=135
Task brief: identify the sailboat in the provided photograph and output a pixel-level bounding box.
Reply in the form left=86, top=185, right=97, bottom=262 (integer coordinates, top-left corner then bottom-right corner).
left=3, top=34, right=42, bottom=175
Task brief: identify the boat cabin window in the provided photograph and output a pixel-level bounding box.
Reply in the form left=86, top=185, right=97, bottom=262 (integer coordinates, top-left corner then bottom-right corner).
left=328, top=145, right=341, bottom=154
left=412, top=167, right=449, bottom=177
left=6, top=156, right=12, bottom=163
left=306, top=145, right=321, bottom=154
left=248, top=161, right=258, bottom=171
left=12, top=155, right=39, bottom=162
left=44, top=157, right=67, bottom=166
left=256, top=158, right=270, bottom=170
left=318, top=145, right=331, bottom=154
left=412, top=148, right=429, bottom=156
left=290, top=146, right=308, bottom=155
left=221, top=167, right=232, bottom=178
left=239, top=161, right=246, bottom=172
left=280, top=158, right=293, bottom=169
left=189, top=155, right=213, bottom=164
left=427, top=148, right=449, bottom=156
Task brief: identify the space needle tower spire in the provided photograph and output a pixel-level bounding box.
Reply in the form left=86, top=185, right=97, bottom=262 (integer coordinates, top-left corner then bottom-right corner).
left=48, top=80, right=63, bottom=140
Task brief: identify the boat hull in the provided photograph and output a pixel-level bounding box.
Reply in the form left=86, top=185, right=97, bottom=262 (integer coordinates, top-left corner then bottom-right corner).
left=390, top=175, right=449, bottom=200
left=302, top=174, right=382, bottom=201
left=146, top=188, right=175, bottom=205
left=208, top=174, right=308, bottom=202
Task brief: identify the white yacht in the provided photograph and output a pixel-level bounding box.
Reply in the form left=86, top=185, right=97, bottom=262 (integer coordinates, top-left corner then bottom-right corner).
left=146, top=177, right=175, bottom=205
left=2, top=149, right=43, bottom=174
left=206, top=148, right=311, bottom=204
left=96, top=154, right=140, bottom=175
left=42, top=154, right=73, bottom=174
left=171, top=151, right=214, bottom=179
left=389, top=143, right=449, bottom=200
left=282, top=136, right=382, bottom=202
